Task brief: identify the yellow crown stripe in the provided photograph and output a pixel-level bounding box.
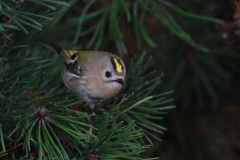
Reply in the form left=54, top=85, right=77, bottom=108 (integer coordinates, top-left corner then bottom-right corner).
left=112, top=56, right=123, bottom=73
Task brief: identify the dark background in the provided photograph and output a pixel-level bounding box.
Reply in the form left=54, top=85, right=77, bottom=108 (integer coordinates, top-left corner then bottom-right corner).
left=141, top=0, right=240, bottom=159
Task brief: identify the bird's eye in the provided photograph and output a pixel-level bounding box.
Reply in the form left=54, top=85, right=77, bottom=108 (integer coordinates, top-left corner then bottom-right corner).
left=105, top=71, right=111, bottom=78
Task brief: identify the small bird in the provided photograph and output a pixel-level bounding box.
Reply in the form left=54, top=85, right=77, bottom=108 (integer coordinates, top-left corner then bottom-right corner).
left=40, top=42, right=126, bottom=109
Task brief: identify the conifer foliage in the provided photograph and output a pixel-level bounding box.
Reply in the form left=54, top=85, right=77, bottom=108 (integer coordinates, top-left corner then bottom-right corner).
left=0, top=1, right=175, bottom=159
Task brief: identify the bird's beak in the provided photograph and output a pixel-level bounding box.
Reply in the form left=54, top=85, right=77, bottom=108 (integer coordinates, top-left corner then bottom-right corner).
left=115, top=79, right=125, bottom=85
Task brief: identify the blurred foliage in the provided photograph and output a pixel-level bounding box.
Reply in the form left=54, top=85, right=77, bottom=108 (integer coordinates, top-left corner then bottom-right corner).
left=140, top=0, right=240, bottom=159
left=40, top=0, right=223, bottom=54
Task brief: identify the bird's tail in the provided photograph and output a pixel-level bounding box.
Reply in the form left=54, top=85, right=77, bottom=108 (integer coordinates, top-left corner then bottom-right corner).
left=40, top=42, right=63, bottom=54
left=40, top=42, right=78, bottom=65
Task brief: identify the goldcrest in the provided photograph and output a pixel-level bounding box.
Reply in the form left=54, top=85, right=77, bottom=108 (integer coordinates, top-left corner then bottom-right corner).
left=40, top=42, right=126, bottom=107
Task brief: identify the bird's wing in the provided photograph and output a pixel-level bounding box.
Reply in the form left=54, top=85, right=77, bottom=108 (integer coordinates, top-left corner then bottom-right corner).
left=40, top=42, right=82, bottom=77
left=64, top=69, right=80, bottom=80
left=40, top=42, right=78, bottom=65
